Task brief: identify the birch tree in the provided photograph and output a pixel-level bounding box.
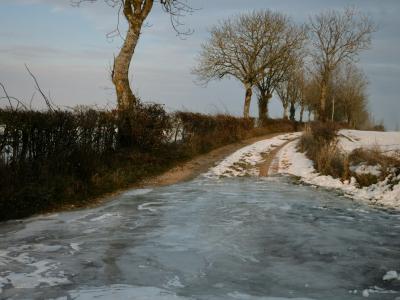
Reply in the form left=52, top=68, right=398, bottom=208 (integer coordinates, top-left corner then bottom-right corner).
left=309, top=7, right=375, bottom=121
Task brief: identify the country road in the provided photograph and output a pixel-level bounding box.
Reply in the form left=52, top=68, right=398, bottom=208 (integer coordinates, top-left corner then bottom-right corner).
left=1, top=175, right=400, bottom=299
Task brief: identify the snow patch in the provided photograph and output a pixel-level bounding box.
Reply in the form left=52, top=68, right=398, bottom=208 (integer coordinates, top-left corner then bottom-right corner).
left=383, top=270, right=400, bottom=281
left=228, top=292, right=316, bottom=300
left=5, top=260, right=70, bottom=289
left=350, top=164, right=381, bottom=176
left=70, top=243, right=81, bottom=254
left=339, top=130, right=400, bottom=155
left=62, top=284, right=192, bottom=299
left=138, top=202, right=163, bottom=212
left=361, top=286, right=398, bottom=297
left=31, top=244, right=63, bottom=252
left=90, top=213, right=121, bottom=222
left=0, top=276, right=8, bottom=294
left=164, top=275, right=185, bottom=288
left=0, top=253, right=70, bottom=290
left=206, top=133, right=301, bottom=178
left=123, top=188, right=153, bottom=197
left=276, top=140, right=400, bottom=209
left=0, top=243, right=75, bottom=293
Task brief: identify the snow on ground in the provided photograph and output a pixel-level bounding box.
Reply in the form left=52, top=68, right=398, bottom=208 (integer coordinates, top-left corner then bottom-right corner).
left=275, top=140, right=357, bottom=190
left=339, top=130, right=400, bottom=155
left=276, top=136, right=400, bottom=210
left=349, top=164, right=381, bottom=176
left=383, top=270, right=400, bottom=281
left=0, top=245, right=71, bottom=290
left=205, top=132, right=301, bottom=178
left=206, top=130, right=399, bottom=209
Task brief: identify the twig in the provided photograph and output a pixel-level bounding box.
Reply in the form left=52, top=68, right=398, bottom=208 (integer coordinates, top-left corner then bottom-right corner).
left=0, top=83, right=29, bottom=111
left=0, top=82, right=14, bottom=110
left=25, top=64, right=55, bottom=111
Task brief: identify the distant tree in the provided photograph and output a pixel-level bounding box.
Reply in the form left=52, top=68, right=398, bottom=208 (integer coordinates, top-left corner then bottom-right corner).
left=194, top=10, right=303, bottom=119
left=276, top=62, right=304, bottom=121
left=295, top=69, right=306, bottom=122
left=298, top=68, right=307, bottom=122
left=276, top=71, right=294, bottom=120
left=303, top=75, right=320, bottom=121
left=255, top=24, right=307, bottom=124
left=309, top=7, right=375, bottom=121
left=72, top=0, right=192, bottom=111
left=333, top=63, right=369, bottom=127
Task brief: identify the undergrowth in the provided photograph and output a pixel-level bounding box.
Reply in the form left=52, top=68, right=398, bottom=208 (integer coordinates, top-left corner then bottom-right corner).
left=299, top=122, right=400, bottom=188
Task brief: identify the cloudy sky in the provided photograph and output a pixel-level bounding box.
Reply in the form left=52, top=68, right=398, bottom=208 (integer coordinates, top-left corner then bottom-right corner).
left=0, top=0, right=399, bottom=129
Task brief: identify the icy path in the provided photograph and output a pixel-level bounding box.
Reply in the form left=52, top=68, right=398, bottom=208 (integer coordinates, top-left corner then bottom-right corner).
left=1, top=177, right=400, bottom=299
left=1, top=132, right=400, bottom=299
left=206, top=132, right=301, bottom=178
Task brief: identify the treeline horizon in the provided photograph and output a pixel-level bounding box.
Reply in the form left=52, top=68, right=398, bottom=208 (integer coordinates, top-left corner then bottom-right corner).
left=1, top=4, right=382, bottom=130
left=193, top=7, right=377, bottom=129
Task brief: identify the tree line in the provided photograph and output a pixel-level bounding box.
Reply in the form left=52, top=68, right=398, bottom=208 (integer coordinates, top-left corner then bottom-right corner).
left=69, top=2, right=375, bottom=128
left=193, top=7, right=376, bottom=127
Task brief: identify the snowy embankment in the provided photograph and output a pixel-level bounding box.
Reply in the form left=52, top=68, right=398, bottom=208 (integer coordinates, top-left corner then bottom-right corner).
left=276, top=130, right=400, bottom=209
left=207, top=130, right=400, bottom=209
left=205, top=132, right=301, bottom=178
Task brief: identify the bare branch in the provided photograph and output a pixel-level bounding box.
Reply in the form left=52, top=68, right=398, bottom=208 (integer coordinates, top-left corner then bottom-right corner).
left=0, top=83, right=29, bottom=111
left=308, top=7, right=375, bottom=121
left=25, top=64, right=55, bottom=111
left=0, top=82, right=14, bottom=110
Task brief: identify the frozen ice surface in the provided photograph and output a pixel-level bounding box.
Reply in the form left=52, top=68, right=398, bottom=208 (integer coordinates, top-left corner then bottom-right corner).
left=1, top=177, right=399, bottom=299
left=1, top=132, right=400, bottom=299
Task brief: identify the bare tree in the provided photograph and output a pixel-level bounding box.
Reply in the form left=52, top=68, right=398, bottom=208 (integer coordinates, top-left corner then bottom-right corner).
left=333, top=63, right=369, bottom=127
left=193, top=10, right=298, bottom=119
left=309, top=7, right=375, bottom=121
left=276, top=62, right=304, bottom=121
left=276, top=72, right=294, bottom=120
left=302, top=75, right=320, bottom=121
left=255, top=24, right=306, bottom=124
left=287, top=71, right=302, bottom=122
left=72, top=0, right=192, bottom=111
left=294, top=69, right=306, bottom=122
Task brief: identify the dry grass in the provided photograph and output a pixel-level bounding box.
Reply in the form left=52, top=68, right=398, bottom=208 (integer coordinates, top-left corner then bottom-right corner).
left=299, top=122, right=349, bottom=180
left=349, top=147, right=400, bottom=187
left=299, top=122, right=400, bottom=188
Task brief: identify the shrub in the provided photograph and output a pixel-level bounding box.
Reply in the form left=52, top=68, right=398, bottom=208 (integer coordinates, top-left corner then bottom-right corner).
left=257, top=118, right=300, bottom=134
left=299, top=122, right=400, bottom=188
left=175, top=112, right=254, bottom=155
left=118, top=102, right=172, bottom=150
left=299, top=122, right=349, bottom=180
left=348, top=147, right=400, bottom=187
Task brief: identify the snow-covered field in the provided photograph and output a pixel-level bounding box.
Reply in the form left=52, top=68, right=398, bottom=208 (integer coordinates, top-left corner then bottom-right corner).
left=276, top=130, right=400, bottom=209
left=339, top=130, right=400, bottom=155
left=208, top=130, right=400, bottom=210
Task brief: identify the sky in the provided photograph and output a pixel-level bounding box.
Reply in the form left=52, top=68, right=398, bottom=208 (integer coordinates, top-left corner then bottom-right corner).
left=0, top=0, right=399, bottom=130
